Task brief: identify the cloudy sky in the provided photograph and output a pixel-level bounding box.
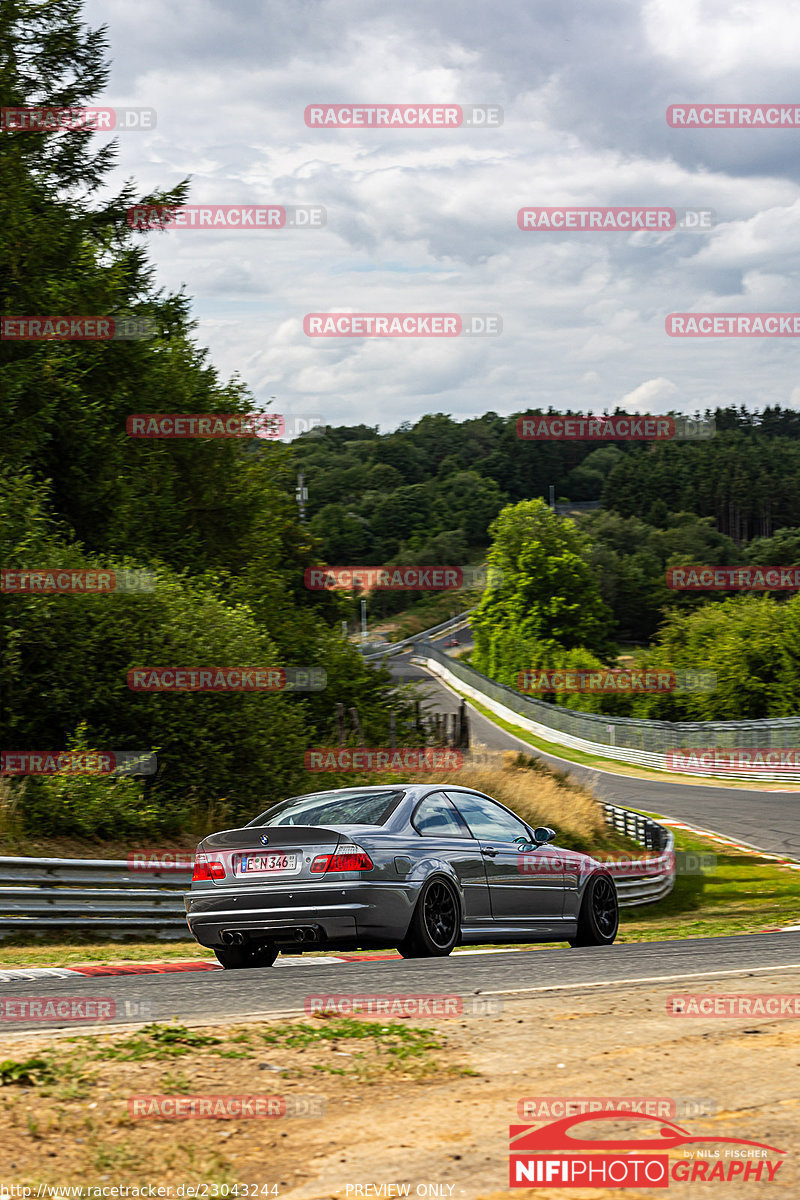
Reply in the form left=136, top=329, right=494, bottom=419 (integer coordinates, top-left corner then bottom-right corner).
left=84, top=0, right=800, bottom=430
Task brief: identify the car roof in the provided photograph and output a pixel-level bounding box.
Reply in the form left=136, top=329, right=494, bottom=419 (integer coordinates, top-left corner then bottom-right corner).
left=285, top=783, right=479, bottom=799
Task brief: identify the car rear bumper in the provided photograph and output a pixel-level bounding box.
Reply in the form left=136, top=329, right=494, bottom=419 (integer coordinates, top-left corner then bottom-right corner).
left=184, top=881, right=417, bottom=949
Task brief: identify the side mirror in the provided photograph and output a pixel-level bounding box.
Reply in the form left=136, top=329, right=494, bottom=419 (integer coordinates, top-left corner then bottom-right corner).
left=533, top=826, right=556, bottom=845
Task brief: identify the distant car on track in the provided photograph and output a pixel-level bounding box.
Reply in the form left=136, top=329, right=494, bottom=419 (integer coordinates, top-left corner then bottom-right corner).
left=443, top=637, right=460, bottom=647
left=185, top=784, right=619, bottom=969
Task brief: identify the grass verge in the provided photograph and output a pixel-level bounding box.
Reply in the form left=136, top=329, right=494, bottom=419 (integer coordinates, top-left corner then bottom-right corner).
left=617, top=825, right=799, bottom=941
left=0, top=1018, right=468, bottom=1185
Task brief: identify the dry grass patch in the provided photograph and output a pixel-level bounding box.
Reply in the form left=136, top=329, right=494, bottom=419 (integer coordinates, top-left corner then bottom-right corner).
left=0, top=1018, right=471, bottom=1187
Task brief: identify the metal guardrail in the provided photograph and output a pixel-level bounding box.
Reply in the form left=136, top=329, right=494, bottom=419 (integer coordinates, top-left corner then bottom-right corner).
left=601, top=804, right=675, bottom=907
left=0, top=805, right=674, bottom=937
left=361, top=610, right=474, bottom=662
left=0, top=856, right=191, bottom=939
left=414, top=642, right=800, bottom=781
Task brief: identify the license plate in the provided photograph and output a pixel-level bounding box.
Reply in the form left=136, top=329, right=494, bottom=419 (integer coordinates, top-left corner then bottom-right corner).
left=237, top=853, right=297, bottom=875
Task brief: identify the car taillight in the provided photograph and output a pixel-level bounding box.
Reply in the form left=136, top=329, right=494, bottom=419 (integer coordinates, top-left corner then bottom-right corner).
left=192, top=858, right=225, bottom=881
left=310, top=844, right=374, bottom=874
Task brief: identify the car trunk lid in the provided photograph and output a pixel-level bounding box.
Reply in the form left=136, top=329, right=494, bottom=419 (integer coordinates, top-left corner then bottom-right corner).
left=195, top=825, right=345, bottom=884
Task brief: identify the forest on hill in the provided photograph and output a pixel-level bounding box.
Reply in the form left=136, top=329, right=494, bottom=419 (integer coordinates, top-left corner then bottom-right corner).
left=293, top=412, right=800, bottom=720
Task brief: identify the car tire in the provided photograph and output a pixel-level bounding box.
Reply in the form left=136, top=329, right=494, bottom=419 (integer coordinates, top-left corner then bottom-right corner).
left=214, top=941, right=279, bottom=969
left=397, top=876, right=460, bottom=958
left=569, top=873, right=619, bottom=947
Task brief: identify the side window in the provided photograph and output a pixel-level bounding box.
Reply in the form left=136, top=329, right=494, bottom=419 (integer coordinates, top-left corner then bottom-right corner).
left=447, top=791, right=529, bottom=843
left=412, top=792, right=471, bottom=838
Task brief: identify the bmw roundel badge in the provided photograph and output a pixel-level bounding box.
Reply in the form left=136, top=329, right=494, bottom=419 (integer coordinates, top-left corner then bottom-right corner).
left=260, top=834, right=270, bottom=845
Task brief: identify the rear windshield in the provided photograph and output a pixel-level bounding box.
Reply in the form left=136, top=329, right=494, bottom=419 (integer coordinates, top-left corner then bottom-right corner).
left=247, top=789, right=404, bottom=828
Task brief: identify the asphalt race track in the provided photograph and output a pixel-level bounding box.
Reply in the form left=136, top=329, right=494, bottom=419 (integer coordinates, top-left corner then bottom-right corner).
left=392, top=639, right=800, bottom=861
left=2, top=934, right=799, bottom=1032
left=1, top=636, right=797, bottom=1035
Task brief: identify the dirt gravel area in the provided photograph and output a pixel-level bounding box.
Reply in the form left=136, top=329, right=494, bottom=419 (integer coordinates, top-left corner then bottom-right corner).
left=0, top=971, right=798, bottom=1199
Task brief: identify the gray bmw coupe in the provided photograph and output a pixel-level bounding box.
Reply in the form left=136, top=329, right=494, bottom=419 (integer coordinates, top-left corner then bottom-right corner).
left=185, top=784, right=619, bottom=968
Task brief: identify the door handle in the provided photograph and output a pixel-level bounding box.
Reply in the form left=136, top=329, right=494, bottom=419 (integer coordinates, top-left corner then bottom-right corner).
left=481, top=846, right=498, bottom=857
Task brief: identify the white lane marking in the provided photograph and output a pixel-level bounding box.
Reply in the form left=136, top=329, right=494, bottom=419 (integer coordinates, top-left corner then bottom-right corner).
left=477, top=961, right=800, bottom=997
left=453, top=947, right=559, bottom=956
left=274, top=957, right=347, bottom=966
left=0, top=968, right=82, bottom=981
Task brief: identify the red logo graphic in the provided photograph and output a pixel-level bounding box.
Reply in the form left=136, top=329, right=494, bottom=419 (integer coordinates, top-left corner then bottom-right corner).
left=509, top=1112, right=784, bottom=1187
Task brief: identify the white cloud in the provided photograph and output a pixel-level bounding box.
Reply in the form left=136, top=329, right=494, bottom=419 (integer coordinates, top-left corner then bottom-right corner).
left=82, top=0, right=800, bottom=427
left=618, top=378, right=680, bottom=413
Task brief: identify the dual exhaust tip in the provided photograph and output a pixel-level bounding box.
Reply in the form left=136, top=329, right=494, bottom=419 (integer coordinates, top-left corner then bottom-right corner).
left=221, top=930, right=247, bottom=946
left=221, top=926, right=320, bottom=947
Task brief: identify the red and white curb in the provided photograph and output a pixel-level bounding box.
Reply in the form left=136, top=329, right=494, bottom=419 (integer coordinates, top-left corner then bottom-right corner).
left=653, top=815, right=800, bottom=932
left=0, top=946, right=539, bottom=982
left=656, top=815, right=800, bottom=871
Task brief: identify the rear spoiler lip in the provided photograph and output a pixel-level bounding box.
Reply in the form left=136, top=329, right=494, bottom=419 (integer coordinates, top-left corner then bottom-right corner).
left=199, top=825, right=346, bottom=852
